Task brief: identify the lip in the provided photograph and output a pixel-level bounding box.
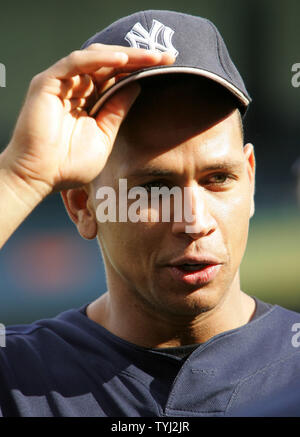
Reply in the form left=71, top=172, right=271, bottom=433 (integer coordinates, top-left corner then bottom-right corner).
left=167, top=254, right=222, bottom=267
left=164, top=255, right=223, bottom=286
left=166, top=264, right=222, bottom=285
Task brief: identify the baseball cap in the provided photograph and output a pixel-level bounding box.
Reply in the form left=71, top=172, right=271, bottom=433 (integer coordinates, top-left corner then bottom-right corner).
left=82, top=10, right=251, bottom=116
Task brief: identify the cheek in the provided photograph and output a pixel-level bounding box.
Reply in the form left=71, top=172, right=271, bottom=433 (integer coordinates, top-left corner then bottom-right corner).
left=97, top=220, right=165, bottom=276
left=216, top=190, right=251, bottom=258
left=95, top=189, right=167, bottom=265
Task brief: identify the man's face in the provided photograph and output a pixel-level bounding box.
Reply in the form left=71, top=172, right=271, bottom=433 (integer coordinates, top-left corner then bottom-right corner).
left=90, top=77, right=255, bottom=318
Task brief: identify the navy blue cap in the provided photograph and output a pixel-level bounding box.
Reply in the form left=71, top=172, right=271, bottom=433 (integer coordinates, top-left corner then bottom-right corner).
left=82, top=10, right=251, bottom=116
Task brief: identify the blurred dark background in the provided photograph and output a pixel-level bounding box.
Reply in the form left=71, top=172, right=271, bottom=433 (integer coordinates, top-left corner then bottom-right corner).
left=0, top=0, right=299, bottom=325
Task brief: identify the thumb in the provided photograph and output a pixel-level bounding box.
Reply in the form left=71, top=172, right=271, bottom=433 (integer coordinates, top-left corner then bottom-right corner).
left=95, top=82, right=141, bottom=147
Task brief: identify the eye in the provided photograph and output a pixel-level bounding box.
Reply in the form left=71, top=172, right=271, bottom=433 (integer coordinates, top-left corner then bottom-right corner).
left=203, top=173, right=235, bottom=189
left=209, top=174, right=229, bottom=183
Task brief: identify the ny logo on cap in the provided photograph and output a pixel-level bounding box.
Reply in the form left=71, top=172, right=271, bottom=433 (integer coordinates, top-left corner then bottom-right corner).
left=125, top=19, right=179, bottom=57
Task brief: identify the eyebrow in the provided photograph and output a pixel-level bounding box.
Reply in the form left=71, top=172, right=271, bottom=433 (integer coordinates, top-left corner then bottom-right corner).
left=126, top=161, right=244, bottom=179
left=127, top=168, right=176, bottom=178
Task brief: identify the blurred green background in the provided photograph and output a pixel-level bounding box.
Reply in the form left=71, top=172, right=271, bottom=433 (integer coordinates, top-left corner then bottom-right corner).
left=0, top=0, right=299, bottom=324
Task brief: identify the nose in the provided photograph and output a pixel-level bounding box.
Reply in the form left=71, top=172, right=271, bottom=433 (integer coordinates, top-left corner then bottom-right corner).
left=171, top=184, right=216, bottom=239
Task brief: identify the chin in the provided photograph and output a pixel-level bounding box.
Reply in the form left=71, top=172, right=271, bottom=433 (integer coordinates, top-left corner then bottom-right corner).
left=151, top=284, right=224, bottom=318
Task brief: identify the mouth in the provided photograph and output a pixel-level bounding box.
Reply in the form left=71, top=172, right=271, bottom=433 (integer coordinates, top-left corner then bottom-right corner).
left=175, top=263, right=213, bottom=272
left=168, top=264, right=221, bottom=285
left=165, top=257, right=223, bottom=285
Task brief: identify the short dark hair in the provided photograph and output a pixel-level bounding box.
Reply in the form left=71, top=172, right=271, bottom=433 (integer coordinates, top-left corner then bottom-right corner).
left=237, top=109, right=244, bottom=144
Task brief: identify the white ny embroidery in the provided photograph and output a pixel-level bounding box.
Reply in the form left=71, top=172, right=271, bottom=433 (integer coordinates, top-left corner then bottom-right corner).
left=125, top=19, right=179, bottom=57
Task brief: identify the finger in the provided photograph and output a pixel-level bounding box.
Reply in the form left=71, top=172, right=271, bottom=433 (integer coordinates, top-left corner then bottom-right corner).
left=62, top=85, right=100, bottom=111
left=92, top=73, right=131, bottom=96
left=95, top=77, right=117, bottom=95
left=95, top=82, right=141, bottom=148
left=90, top=51, right=175, bottom=81
left=85, top=43, right=175, bottom=67
left=89, top=67, right=117, bottom=85
left=61, top=74, right=95, bottom=99
left=63, top=98, right=89, bottom=112
left=48, top=50, right=129, bottom=79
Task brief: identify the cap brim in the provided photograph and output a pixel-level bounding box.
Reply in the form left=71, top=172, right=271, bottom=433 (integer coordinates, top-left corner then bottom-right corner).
left=89, top=66, right=251, bottom=116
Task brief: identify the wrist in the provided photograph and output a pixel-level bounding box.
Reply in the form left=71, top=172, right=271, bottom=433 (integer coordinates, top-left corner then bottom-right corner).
left=0, top=157, right=47, bottom=249
left=0, top=146, right=52, bottom=206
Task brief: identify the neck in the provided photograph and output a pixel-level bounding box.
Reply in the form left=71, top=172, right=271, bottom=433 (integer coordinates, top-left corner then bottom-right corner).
left=86, top=274, right=256, bottom=348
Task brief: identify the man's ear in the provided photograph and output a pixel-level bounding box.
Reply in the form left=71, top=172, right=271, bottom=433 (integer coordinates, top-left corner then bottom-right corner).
left=60, top=186, right=97, bottom=240
left=243, top=143, right=256, bottom=218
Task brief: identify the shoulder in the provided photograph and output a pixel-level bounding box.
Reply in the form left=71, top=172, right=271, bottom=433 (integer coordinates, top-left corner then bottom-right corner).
left=225, top=301, right=300, bottom=415
left=0, top=306, right=95, bottom=366
left=265, top=302, right=300, bottom=327
left=246, top=300, right=300, bottom=351
left=250, top=298, right=300, bottom=326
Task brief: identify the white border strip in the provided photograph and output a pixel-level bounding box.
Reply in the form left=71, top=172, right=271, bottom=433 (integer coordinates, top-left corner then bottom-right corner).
left=89, top=66, right=250, bottom=116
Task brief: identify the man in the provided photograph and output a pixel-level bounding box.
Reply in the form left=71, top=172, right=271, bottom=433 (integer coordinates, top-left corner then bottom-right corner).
left=0, top=10, right=300, bottom=417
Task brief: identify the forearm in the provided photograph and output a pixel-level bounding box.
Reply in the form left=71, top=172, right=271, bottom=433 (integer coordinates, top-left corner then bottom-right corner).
left=0, top=150, right=48, bottom=249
